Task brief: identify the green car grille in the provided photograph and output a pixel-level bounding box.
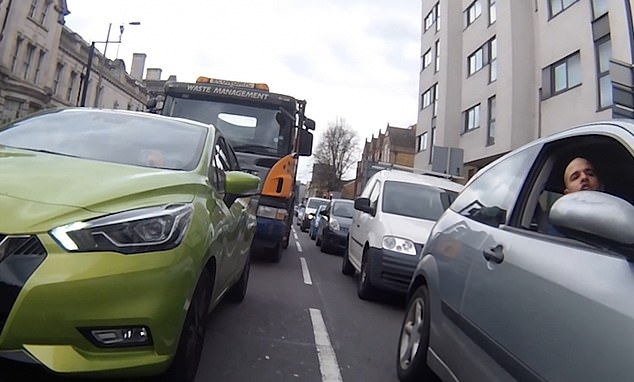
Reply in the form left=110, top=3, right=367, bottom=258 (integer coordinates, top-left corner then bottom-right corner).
left=0, top=234, right=47, bottom=336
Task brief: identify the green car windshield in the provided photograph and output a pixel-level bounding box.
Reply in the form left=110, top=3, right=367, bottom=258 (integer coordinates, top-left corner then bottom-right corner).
left=0, top=109, right=208, bottom=171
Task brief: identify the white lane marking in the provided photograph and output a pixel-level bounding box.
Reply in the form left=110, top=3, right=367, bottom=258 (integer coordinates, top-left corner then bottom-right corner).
left=293, top=232, right=299, bottom=240
left=300, top=257, right=312, bottom=285
left=309, top=308, right=343, bottom=382
left=296, top=241, right=303, bottom=253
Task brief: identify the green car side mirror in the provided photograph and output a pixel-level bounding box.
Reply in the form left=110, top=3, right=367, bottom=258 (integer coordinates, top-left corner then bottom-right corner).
left=224, top=171, right=260, bottom=204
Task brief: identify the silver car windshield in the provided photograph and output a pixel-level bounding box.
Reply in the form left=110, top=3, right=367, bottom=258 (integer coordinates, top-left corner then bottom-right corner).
left=382, top=181, right=458, bottom=220
left=0, top=109, right=208, bottom=171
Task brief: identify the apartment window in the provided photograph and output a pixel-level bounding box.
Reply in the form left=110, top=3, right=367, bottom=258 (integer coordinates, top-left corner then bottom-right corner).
left=23, top=43, right=36, bottom=80
left=422, top=48, right=432, bottom=70
left=424, top=3, right=439, bottom=32
left=489, top=37, right=497, bottom=82
left=38, top=1, right=48, bottom=24
left=433, top=85, right=439, bottom=117
left=53, top=62, right=63, bottom=95
left=489, top=0, right=497, bottom=24
left=464, top=104, right=481, bottom=132
left=487, top=96, right=496, bottom=145
left=28, top=0, right=38, bottom=18
left=429, top=124, right=437, bottom=164
left=552, top=52, right=582, bottom=93
left=591, top=0, right=608, bottom=19
left=596, top=37, right=612, bottom=109
left=435, top=40, right=440, bottom=72
left=465, top=0, right=482, bottom=27
left=468, top=48, right=484, bottom=75
left=34, top=50, right=45, bottom=84
left=67, top=71, right=77, bottom=102
left=417, top=132, right=429, bottom=152
left=11, top=36, right=24, bottom=73
left=421, top=84, right=437, bottom=109
left=549, top=0, right=578, bottom=18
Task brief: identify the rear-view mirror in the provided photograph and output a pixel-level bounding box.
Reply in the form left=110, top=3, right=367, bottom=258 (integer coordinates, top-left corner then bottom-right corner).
left=354, top=197, right=375, bottom=215
left=298, top=129, right=313, bottom=157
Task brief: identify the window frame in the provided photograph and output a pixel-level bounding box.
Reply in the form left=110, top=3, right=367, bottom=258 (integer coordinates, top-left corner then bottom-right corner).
left=464, top=104, right=481, bottom=133
left=550, top=51, right=582, bottom=95
left=465, top=0, right=482, bottom=28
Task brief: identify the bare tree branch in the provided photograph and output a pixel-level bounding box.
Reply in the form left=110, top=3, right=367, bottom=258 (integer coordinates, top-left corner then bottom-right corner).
left=313, top=117, right=359, bottom=191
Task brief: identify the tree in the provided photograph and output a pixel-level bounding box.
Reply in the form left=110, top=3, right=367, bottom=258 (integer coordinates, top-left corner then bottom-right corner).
left=313, top=117, right=359, bottom=192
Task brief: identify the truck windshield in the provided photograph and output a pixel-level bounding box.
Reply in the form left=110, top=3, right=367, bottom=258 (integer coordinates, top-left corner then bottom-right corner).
left=163, top=97, right=292, bottom=157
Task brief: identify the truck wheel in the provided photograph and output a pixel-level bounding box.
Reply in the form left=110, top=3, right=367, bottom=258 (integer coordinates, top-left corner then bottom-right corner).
left=271, top=242, right=283, bottom=263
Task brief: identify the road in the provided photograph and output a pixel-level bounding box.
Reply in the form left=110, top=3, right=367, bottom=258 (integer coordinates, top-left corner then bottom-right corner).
left=0, top=223, right=407, bottom=382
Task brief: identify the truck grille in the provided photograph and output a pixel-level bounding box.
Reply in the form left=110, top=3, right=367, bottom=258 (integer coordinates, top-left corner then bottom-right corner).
left=0, top=234, right=47, bottom=336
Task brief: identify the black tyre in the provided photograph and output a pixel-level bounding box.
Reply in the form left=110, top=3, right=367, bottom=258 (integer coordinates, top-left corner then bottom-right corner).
left=271, top=242, right=283, bottom=263
left=160, top=269, right=211, bottom=382
left=396, top=285, right=435, bottom=382
left=226, top=256, right=250, bottom=303
left=319, top=234, right=329, bottom=253
left=315, top=231, right=321, bottom=246
left=357, top=250, right=377, bottom=300
left=341, top=243, right=354, bottom=276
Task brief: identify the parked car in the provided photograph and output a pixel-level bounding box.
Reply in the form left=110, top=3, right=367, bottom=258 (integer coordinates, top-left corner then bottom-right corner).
left=0, top=108, right=260, bottom=382
left=316, top=198, right=355, bottom=254
left=343, top=170, right=463, bottom=300
left=396, top=120, right=634, bottom=382
left=310, top=204, right=327, bottom=240
left=299, top=197, right=330, bottom=232
left=296, top=204, right=306, bottom=225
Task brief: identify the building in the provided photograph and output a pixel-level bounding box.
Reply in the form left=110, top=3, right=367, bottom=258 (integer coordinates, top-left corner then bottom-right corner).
left=354, top=123, right=416, bottom=195
left=416, top=0, right=634, bottom=177
left=0, top=0, right=147, bottom=123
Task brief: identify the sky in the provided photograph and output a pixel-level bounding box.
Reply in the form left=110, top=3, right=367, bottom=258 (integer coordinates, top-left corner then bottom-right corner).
left=64, top=1, right=422, bottom=182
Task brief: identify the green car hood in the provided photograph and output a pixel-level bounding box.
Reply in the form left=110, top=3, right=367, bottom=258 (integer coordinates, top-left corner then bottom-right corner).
left=0, top=149, right=200, bottom=233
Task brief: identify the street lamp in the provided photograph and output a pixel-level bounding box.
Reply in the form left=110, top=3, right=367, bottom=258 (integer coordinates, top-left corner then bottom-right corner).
left=79, top=21, right=141, bottom=107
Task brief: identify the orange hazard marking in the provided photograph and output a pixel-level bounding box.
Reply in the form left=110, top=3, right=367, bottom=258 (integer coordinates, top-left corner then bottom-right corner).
left=261, top=154, right=297, bottom=198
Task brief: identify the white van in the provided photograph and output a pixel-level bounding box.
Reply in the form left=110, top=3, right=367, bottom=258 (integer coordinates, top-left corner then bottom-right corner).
left=299, top=197, right=330, bottom=232
left=343, top=170, right=463, bottom=300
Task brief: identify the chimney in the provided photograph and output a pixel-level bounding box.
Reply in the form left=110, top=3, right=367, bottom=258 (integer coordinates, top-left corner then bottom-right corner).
left=130, top=53, right=146, bottom=80
left=146, top=68, right=163, bottom=81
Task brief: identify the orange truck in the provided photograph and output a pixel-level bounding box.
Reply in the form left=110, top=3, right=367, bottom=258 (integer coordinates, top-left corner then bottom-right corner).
left=150, top=77, right=314, bottom=261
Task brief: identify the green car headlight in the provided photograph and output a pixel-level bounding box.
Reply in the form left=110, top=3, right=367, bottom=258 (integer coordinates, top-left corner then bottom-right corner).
left=50, top=204, right=193, bottom=254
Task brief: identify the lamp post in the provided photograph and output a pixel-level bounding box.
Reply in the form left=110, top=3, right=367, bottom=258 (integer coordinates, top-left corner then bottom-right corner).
left=79, top=21, right=141, bottom=107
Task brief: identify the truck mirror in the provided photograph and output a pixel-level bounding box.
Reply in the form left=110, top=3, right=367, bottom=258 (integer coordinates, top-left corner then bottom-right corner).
left=304, top=118, right=316, bottom=130
left=298, top=129, right=313, bottom=156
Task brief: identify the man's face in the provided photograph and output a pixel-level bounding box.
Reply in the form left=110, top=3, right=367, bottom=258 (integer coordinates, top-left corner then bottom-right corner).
left=564, top=158, right=601, bottom=194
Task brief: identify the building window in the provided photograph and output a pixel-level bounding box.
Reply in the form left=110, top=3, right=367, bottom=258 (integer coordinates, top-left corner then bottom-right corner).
left=53, top=62, right=63, bottom=95
left=591, top=0, right=608, bottom=19
left=38, top=1, right=48, bottom=24
left=23, top=43, right=36, bottom=80
left=465, top=0, right=482, bottom=27
left=11, top=36, right=24, bottom=73
left=28, top=0, right=38, bottom=18
left=417, top=132, right=429, bottom=152
left=549, top=0, right=578, bottom=18
left=487, top=96, right=496, bottom=145
left=489, top=0, right=496, bottom=24
left=464, top=104, right=481, bottom=132
left=435, top=40, right=440, bottom=72
left=429, top=124, right=437, bottom=164
left=2, top=99, right=24, bottom=123
left=422, top=48, right=432, bottom=70
left=424, top=3, right=439, bottom=32
left=489, top=37, right=497, bottom=82
left=421, top=84, right=437, bottom=110
left=596, top=37, right=612, bottom=109
left=67, top=71, right=77, bottom=102
left=551, top=52, right=582, bottom=94
left=34, top=50, right=45, bottom=84
left=468, top=48, right=484, bottom=75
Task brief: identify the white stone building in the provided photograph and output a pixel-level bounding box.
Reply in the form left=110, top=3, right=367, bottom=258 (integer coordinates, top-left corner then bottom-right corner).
left=0, top=0, right=147, bottom=124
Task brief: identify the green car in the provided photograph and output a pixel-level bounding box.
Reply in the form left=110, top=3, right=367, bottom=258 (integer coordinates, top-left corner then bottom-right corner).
left=0, top=108, right=260, bottom=381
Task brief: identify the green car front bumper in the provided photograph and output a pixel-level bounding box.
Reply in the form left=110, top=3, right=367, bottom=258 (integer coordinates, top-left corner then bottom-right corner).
left=0, top=233, right=198, bottom=378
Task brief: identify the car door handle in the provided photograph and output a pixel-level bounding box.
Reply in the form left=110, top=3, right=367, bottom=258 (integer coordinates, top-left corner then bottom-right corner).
left=483, top=244, right=504, bottom=264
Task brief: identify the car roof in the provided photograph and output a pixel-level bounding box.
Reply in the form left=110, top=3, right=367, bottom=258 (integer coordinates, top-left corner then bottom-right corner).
left=372, top=170, right=464, bottom=193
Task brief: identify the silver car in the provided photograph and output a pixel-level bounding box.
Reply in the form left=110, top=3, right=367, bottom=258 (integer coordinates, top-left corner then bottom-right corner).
left=397, top=120, right=634, bottom=382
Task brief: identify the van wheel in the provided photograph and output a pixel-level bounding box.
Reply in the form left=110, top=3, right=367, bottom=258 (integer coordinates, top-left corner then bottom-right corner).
left=396, top=285, right=435, bottom=381
left=357, top=251, right=376, bottom=300
left=342, top=243, right=354, bottom=276
left=160, top=270, right=211, bottom=382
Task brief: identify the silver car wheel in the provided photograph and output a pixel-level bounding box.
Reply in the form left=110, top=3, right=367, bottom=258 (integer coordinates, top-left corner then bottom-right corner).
left=399, top=296, right=424, bottom=369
